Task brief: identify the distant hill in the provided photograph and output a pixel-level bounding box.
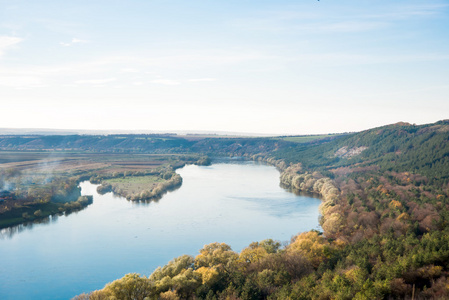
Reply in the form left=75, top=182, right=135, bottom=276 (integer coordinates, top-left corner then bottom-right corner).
left=0, top=128, right=275, bottom=137
left=0, top=134, right=298, bottom=155
left=0, top=135, right=193, bottom=153
left=274, top=120, right=449, bottom=184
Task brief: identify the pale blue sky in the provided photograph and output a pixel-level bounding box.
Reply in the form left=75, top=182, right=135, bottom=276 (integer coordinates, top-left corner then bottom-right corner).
left=1, top=0, right=448, bottom=134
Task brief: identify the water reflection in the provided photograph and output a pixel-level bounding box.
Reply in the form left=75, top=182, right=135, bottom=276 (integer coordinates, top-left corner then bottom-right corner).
left=0, top=215, right=58, bottom=239
left=229, top=195, right=319, bottom=218
left=210, top=156, right=251, bottom=164
left=0, top=203, right=93, bottom=239
left=280, top=183, right=322, bottom=199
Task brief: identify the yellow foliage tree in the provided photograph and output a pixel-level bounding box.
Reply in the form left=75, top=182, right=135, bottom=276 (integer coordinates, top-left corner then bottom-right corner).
left=238, top=244, right=268, bottom=264
left=159, top=290, right=180, bottom=300
left=195, top=242, right=238, bottom=272
left=321, top=213, right=344, bottom=237
left=288, top=231, right=332, bottom=268
left=101, top=273, right=154, bottom=300
left=194, top=267, right=220, bottom=285
left=389, top=200, right=403, bottom=209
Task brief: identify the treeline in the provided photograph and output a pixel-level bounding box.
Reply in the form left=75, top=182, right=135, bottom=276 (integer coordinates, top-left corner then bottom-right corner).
left=74, top=229, right=449, bottom=299
left=57, top=195, right=93, bottom=213
left=191, top=138, right=293, bottom=156
left=0, top=193, right=93, bottom=229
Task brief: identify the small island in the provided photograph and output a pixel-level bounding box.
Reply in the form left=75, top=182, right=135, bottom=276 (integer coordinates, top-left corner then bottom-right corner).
left=94, top=170, right=182, bottom=201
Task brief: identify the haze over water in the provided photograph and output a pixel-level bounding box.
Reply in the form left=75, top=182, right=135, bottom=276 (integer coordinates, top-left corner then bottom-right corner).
left=0, top=162, right=321, bottom=299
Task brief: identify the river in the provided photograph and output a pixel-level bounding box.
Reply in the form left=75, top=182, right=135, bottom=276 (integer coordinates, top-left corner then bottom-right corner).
left=0, top=161, right=321, bottom=299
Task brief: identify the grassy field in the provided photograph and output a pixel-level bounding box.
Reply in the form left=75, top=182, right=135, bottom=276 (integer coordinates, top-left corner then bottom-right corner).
left=103, top=175, right=166, bottom=196
left=276, top=134, right=339, bottom=143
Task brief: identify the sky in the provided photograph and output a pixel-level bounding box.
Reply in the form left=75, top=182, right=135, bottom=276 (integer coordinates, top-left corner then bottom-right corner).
left=0, top=0, right=448, bottom=135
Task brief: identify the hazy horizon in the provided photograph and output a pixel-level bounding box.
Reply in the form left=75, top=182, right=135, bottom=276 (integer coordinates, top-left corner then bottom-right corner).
left=0, top=126, right=334, bottom=136
left=0, top=118, right=446, bottom=137
left=1, top=1, right=448, bottom=134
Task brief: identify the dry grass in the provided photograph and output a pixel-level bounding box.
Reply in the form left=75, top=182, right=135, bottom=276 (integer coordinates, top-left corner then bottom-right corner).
left=0, top=152, right=179, bottom=176
left=104, top=175, right=166, bottom=195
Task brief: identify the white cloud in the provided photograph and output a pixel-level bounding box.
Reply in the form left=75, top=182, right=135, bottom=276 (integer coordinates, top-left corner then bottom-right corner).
left=231, top=3, right=448, bottom=35
left=309, top=21, right=388, bottom=33
left=188, top=78, right=217, bottom=82
left=106, top=50, right=272, bottom=70
left=0, top=75, right=44, bottom=89
left=368, top=3, right=449, bottom=19
left=72, top=38, right=85, bottom=43
left=0, top=36, right=22, bottom=57
left=60, top=37, right=87, bottom=47
left=150, top=79, right=180, bottom=85
left=289, top=52, right=449, bottom=66
left=75, top=78, right=116, bottom=85
left=121, top=68, right=139, bottom=73
left=0, top=44, right=446, bottom=90
left=233, top=16, right=387, bottom=34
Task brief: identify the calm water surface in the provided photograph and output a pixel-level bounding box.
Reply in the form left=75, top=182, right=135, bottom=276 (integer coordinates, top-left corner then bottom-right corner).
left=0, top=162, right=321, bottom=299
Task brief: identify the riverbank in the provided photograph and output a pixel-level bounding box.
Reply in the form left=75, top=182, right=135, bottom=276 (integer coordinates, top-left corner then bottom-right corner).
left=0, top=195, right=93, bottom=229
left=0, top=162, right=321, bottom=300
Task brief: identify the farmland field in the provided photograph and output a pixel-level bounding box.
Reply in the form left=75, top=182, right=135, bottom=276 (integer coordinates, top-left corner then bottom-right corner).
left=277, top=134, right=339, bottom=143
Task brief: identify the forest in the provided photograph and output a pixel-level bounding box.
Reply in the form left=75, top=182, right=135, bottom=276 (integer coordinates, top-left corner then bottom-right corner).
left=1, top=120, right=449, bottom=299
